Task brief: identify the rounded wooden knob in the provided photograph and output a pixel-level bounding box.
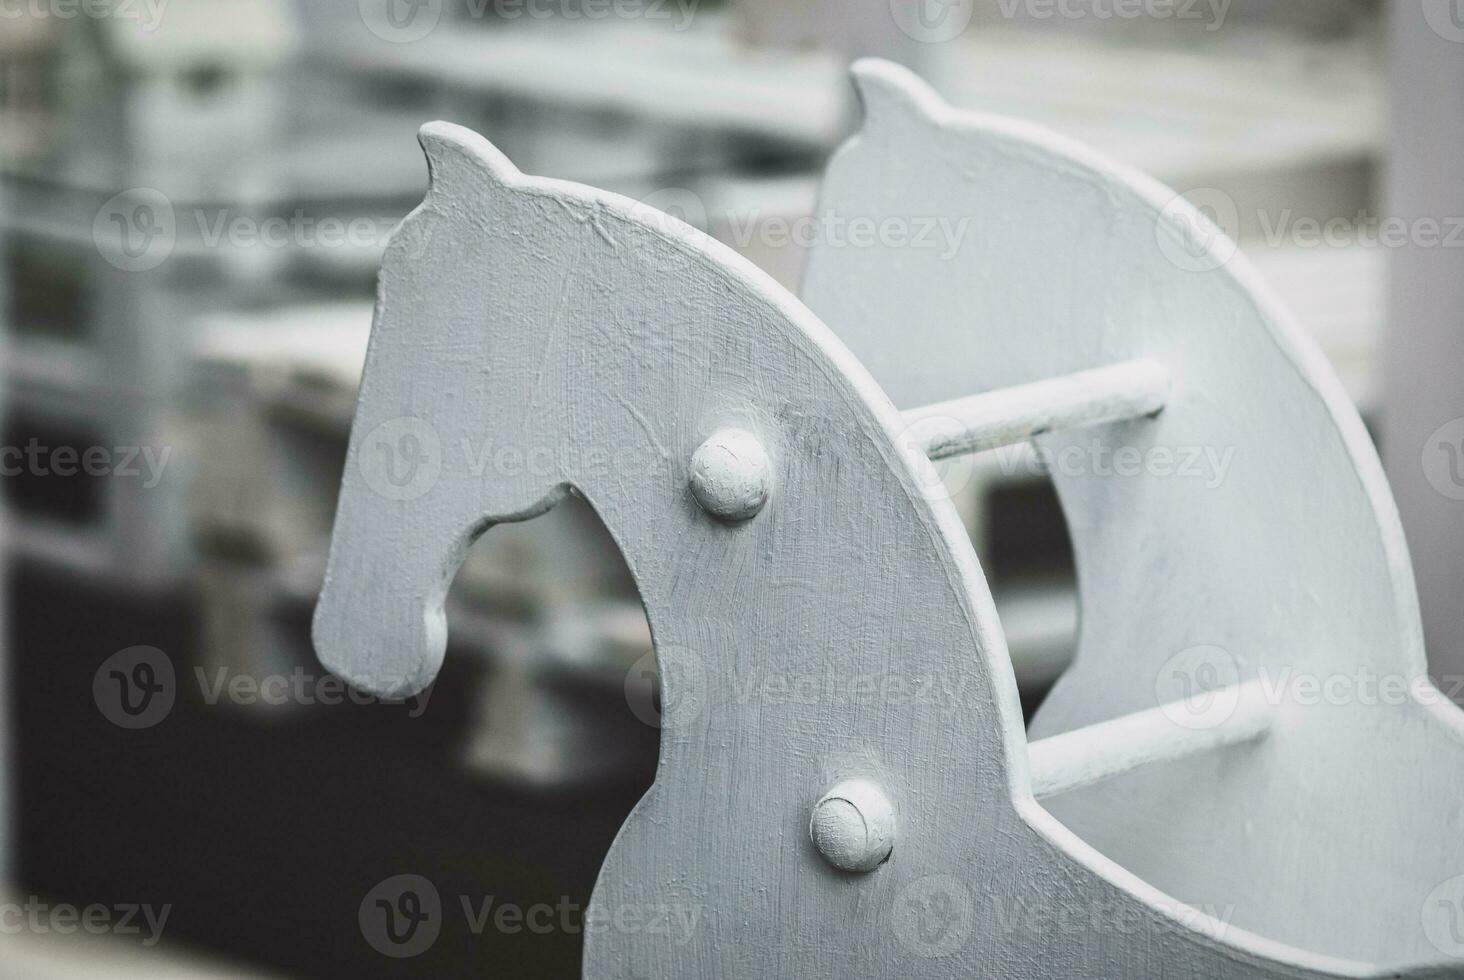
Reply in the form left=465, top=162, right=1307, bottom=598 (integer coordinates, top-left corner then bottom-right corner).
left=810, top=779, right=896, bottom=873
left=689, top=429, right=771, bottom=522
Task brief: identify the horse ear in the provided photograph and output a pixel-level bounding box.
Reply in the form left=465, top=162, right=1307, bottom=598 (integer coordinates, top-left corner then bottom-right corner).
left=418, top=121, right=521, bottom=198
left=850, top=58, right=945, bottom=134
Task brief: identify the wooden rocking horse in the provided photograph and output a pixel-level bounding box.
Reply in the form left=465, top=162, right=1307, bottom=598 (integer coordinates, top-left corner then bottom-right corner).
left=313, top=59, right=1464, bottom=977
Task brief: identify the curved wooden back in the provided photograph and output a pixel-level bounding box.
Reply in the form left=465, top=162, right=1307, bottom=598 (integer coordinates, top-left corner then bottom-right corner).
left=801, top=59, right=1464, bottom=971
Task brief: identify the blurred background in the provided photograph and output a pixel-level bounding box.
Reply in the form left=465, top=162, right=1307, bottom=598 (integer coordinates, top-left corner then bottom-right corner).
left=0, top=0, right=1461, bottom=975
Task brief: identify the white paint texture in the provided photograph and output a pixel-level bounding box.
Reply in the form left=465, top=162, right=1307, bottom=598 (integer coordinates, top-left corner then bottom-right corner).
left=314, top=62, right=1464, bottom=977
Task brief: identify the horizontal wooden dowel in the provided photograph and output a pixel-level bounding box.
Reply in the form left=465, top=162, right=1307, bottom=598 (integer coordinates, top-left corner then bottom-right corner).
left=902, top=359, right=1170, bottom=460
left=1027, top=679, right=1271, bottom=800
